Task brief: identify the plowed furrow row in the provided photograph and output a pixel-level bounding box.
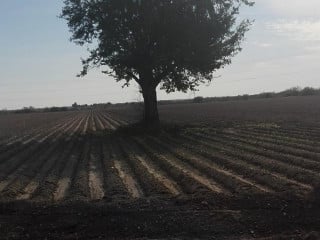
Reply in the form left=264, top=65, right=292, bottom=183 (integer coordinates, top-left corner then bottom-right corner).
left=22, top=114, right=81, bottom=144
left=272, top=126, right=320, bottom=139
left=242, top=127, right=320, bottom=149
left=32, top=115, right=81, bottom=143
left=104, top=112, right=128, bottom=125
left=19, top=113, right=89, bottom=201
left=98, top=113, right=118, bottom=130
left=178, top=134, right=318, bottom=188
left=62, top=138, right=91, bottom=201
left=97, top=113, right=115, bottom=130
left=189, top=131, right=320, bottom=174
left=133, top=137, right=226, bottom=195
left=16, top=143, right=67, bottom=200
left=118, top=138, right=180, bottom=196
left=248, top=126, right=320, bottom=142
left=0, top=116, right=79, bottom=183
left=81, top=114, right=90, bottom=135
left=88, top=138, right=105, bottom=200
left=160, top=134, right=312, bottom=195
left=111, top=142, right=144, bottom=198
left=65, top=114, right=87, bottom=141
left=113, top=160, right=143, bottom=198
left=126, top=138, right=182, bottom=196
left=235, top=128, right=320, bottom=154
left=30, top=113, right=89, bottom=201
left=131, top=138, right=195, bottom=195
left=100, top=140, right=130, bottom=200
left=282, top=124, right=320, bottom=135
left=0, top=115, right=86, bottom=200
left=0, top=141, right=63, bottom=200
left=135, top=155, right=181, bottom=196
left=148, top=136, right=272, bottom=194
left=90, top=111, right=97, bottom=132
left=0, top=114, right=81, bottom=165
left=205, top=129, right=320, bottom=162
left=93, top=113, right=105, bottom=131
left=32, top=137, right=82, bottom=201
left=0, top=113, right=76, bottom=147
left=0, top=125, right=51, bottom=151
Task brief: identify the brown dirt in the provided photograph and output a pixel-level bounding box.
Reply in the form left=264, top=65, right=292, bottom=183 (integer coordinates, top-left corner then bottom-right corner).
left=0, top=195, right=319, bottom=239
left=0, top=100, right=320, bottom=238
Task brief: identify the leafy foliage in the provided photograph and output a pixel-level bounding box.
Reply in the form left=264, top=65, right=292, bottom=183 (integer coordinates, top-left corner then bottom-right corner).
left=61, top=0, right=253, bottom=92
left=193, top=96, right=204, bottom=103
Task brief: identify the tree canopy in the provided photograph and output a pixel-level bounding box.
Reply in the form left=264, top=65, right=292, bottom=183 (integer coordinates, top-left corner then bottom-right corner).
left=61, top=0, right=254, bottom=124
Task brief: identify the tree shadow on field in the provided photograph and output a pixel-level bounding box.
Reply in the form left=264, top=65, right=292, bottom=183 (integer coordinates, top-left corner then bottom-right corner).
left=109, top=120, right=218, bottom=139
left=110, top=122, right=186, bottom=137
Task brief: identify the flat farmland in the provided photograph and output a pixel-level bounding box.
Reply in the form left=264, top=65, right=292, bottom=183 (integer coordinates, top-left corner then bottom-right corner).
left=110, top=95, right=320, bottom=124
left=0, top=111, right=77, bottom=141
left=1, top=96, right=320, bottom=239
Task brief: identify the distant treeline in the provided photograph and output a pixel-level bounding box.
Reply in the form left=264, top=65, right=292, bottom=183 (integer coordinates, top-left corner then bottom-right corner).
left=190, top=87, right=320, bottom=104
left=13, top=106, right=72, bottom=114
left=1, top=87, right=319, bottom=115
left=102, top=86, right=320, bottom=107
left=0, top=103, right=90, bottom=115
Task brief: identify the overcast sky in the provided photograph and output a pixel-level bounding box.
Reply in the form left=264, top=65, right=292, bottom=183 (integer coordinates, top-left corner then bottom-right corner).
left=0, top=0, right=319, bottom=109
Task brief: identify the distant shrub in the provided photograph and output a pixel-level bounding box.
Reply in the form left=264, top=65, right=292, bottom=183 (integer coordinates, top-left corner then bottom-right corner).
left=49, top=107, right=69, bottom=112
left=15, top=106, right=36, bottom=114
left=278, top=87, right=320, bottom=97
left=258, top=92, right=275, bottom=98
left=72, top=102, right=78, bottom=108
left=193, top=96, right=204, bottom=103
left=241, top=94, right=249, bottom=100
left=280, top=87, right=301, bottom=97
left=0, top=109, right=9, bottom=115
left=300, top=87, right=320, bottom=96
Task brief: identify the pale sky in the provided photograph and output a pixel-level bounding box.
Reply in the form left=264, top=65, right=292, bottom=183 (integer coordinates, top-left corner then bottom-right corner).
left=0, top=0, right=319, bottom=109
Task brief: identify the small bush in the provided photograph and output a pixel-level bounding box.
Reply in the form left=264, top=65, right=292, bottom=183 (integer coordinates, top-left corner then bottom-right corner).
left=280, top=87, right=301, bottom=97
left=193, top=96, right=204, bottom=103
left=258, top=92, right=275, bottom=98
left=300, top=87, right=319, bottom=96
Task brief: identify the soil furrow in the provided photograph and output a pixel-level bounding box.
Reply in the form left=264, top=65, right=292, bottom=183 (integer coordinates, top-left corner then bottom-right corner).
left=0, top=115, right=80, bottom=164
left=90, top=111, right=97, bottom=132
left=161, top=133, right=312, bottom=195
left=235, top=128, right=320, bottom=154
left=104, top=112, right=128, bottom=126
left=101, top=139, right=131, bottom=200
left=148, top=136, right=272, bottom=194
left=204, top=128, right=320, bottom=162
left=98, top=113, right=118, bottom=130
left=93, top=113, right=105, bottom=131
left=188, top=131, right=320, bottom=176
left=110, top=141, right=144, bottom=198
left=16, top=114, right=88, bottom=200
left=133, top=137, right=226, bottom=195
left=118, top=138, right=180, bottom=196
left=62, top=137, right=91, bottom=201
left=177, top=133, right=318, bottom=189
left=88, top=138, right=105, bottom=200
left=248, top=126, right=320, bottom=142
left=0, top=115, right=83, bottom=174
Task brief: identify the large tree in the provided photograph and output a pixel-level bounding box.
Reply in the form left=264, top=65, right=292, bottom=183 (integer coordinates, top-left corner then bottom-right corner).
left=61, top=0, right=254, bottom=125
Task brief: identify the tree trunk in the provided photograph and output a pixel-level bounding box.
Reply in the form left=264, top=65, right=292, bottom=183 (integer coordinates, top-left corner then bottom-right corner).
left=141, top=85, right=159, bottom=125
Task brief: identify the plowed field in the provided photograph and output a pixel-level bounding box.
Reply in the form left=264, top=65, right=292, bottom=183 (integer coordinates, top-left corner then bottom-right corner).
left=1, top=105, right=320, bottom=239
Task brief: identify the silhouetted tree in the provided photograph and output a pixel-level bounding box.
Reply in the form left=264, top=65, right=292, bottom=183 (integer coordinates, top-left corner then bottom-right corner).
left=193, top=96, right=204, bottom=103
left=61, top=0, right=254, bottom=125
left=72, top=102, right=79, bottom=108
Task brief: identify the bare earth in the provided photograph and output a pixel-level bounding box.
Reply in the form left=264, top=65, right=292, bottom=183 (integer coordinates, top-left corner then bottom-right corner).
left=0, top=96, right=320, bottom=239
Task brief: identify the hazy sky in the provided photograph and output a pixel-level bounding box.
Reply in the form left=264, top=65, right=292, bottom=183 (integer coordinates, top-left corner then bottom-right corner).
left=0, top=0, right=319, bottom=109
